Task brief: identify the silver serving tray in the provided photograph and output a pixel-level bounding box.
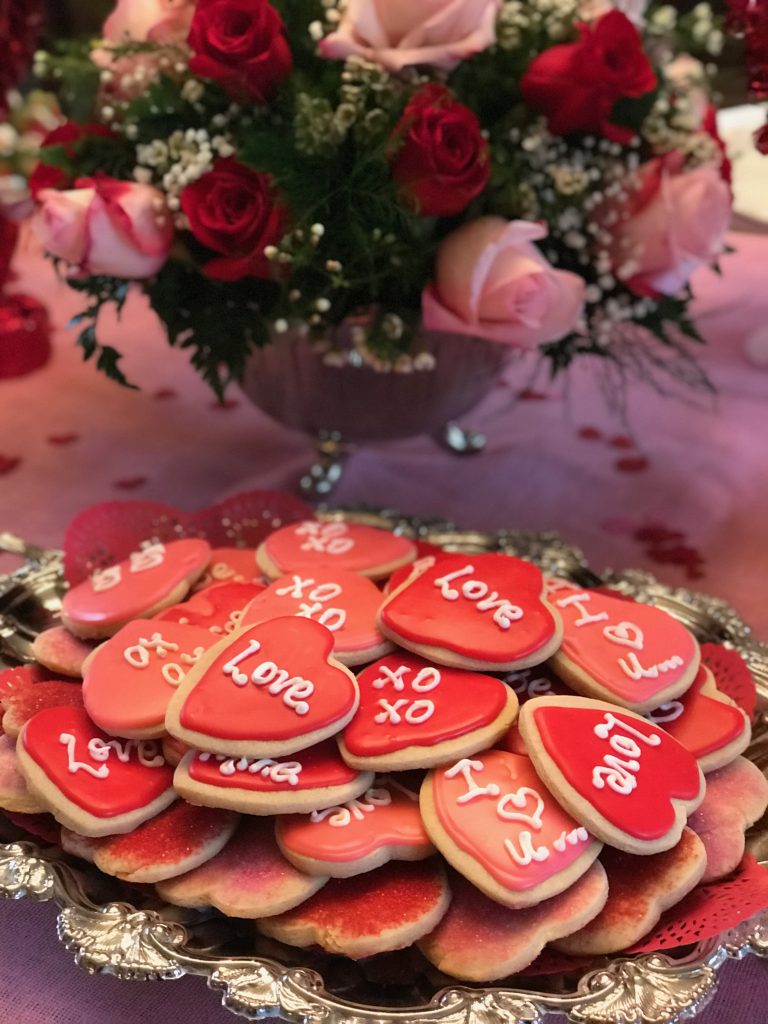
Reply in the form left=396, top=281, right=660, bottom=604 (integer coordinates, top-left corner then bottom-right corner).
left=1, top=510, right=768, bottom=1024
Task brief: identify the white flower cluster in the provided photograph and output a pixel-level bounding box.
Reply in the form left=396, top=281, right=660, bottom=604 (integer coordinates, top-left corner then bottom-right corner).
left=649, top=2, right=723, bottom=56
left=498, top=0, right=580, bottom=50
left=133, top=126, right=235, bottom=212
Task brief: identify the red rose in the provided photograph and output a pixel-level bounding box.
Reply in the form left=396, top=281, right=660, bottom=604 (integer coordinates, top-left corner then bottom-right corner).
left=28, top=122, right=116, bottom=198
left=187, top=0, right=292, bottom=104
left=388, top=84, right=490, bottom=217
left=521, top=10, right=657, bottom=143
left=181, top=158, right=287, bottom=281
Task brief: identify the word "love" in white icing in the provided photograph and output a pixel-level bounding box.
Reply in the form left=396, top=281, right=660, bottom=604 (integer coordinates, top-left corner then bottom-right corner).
left=123, top=632, right=206, bottom=686
left=434, top=565, right=524, bottom=631
left=445, top=758, right=588, bottom=867
left=222, top=639, right=314, bottom=716
left=275, top=575, right=347, bottom=631
left=591, top=712, right=661, bottom=796
left=372, top=663, right=441, bottom=726
left=197, top=751, right=302, bottom=785
left=59, top=734, right=166, bottom=778
left=90, top=543, right=167, bottom=593
left=310, top=786, right=392, bottom=827
left=295, top=521, right=354, bottom=555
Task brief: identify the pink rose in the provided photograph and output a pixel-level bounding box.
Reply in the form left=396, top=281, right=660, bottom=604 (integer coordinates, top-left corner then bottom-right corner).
left=319, top=0, right=501, bottom=72
left=422, top=217, right=586, bottom=349
left=608, top=155, right=731, bottom=296
left=34, top=179, right=174, bottom=279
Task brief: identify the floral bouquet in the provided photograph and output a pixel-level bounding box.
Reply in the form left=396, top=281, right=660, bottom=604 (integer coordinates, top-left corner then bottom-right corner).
left=31, top=0, right=732, bottom=397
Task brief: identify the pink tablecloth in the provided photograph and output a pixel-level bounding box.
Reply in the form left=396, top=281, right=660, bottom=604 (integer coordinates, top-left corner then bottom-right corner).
left=1, top=232, right=767, bottom=1021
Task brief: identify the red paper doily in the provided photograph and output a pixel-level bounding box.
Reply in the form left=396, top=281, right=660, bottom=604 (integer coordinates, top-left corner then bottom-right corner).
left=701, top=643, right=758, bottom=721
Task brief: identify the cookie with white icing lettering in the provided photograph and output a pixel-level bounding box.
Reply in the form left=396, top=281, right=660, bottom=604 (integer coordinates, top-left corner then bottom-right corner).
left=379, top=554, right=562, bottom=672
left=519, top=696, right=705, bottom=854
left=61, top=539, right=211, bottom=639
left=155, top=581, right=265, bottom=636
left=1, top=678, right=84, bottom=739
left=239, top=570, right=394, bottom=667
left=545, top=580, right=700, bottom=713
left=257, top=520, right=417, bottom=581
left=688, top=757, right=768, bottom=882
left=16, top=706, right=176, bottom=836
left=645, top=665, right=750, bottom=772
left=257, top=858, right=451, bottom=959
left=420, top=750, right=601, bottom=908
left=157, top=817, right=327, bottom=917
left=174, top=740, right=373, bottom=815
left=91, top=800, right=239, bottom=883
left=0, top=734, right=47, bottom=813
left=552, top=828, right=707, bottom=955
left=165, top=617, right=359, bottom=757
left=418, top=863, right=608, bottom=981
left=31, top=626, right=95, bottom=678
left=276, top=777, right=434, bottom=878
left=339, top=653, right=518, bottom=771
left=194, top=547, right=262, bottom=590
left=82, top=620, right=217, bottom=739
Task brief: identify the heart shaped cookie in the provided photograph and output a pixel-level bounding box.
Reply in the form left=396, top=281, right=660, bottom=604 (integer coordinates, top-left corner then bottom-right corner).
left=0, top=734, right=47, bottom=814
left=645, top=665, right=751, bottom=772
left=165, top=617, right=360, bottom=757
left=31, top=626, right=95, bottom=678
left=546, top=580, right=700, bottom=712
left=1, top=679, right=84, bottom=739
left=82, top=620, right=218, bottom=739
left=421, top=750, right=601, bottom=907
left=276, top=778, right=434, bottom=878
left=62, top=538, right=212, bottom=639
left=194, top=547, right=262, bottom=590
left=17, top=706, right=175, bottom=836
left=340, top=652, right=518, bottom=771
left=239, top=569, right=394, bottom=666
left=156, top=581, right=265, bottom=636
left=379, top=554, right=563, bottom=671
left=174, top=740, right=373, bottom=815
left=258, top=520, right=417, bottom=581
left=519, top=696, right=705, bottom=853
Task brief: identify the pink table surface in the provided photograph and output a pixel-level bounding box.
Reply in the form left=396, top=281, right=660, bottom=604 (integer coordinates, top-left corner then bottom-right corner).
left=1, top=232, right=767, bottom=1020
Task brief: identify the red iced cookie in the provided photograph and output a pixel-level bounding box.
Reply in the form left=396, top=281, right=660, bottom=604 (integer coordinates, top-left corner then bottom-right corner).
left=17, top=706, right=176, bottom=836
left=257, top=520, right=416, bottom=581
left=1, top=679, right=84, bottom=739
left=165, top=618, right=360, bottom=757
left=82, top=620, right=217, bottom=739
left=239, top=569, right=393, bottom=666
left=276, top=778, right=434, bottom=877
left=175, top=739, right=373, bottom=815
left=520, top=696, right=705, bottom=854
left=379, top=554, right=563, bottom=671
left=61, top=539, right=211, bottom=639
left=340, top=652, right=518, bottom=770
left=31, top=626, right=96, bottom=678
left=155, top=581, right=265, bottom=636
left=701, top=643, right=758, bottom=721
left=645, top=665, right=750, bottom=772
left=383, top=549, right=448, bottom=596
left=194, top=547, right=262, bottom=589
left=546, top=580, right=700, bottom=713
left=421, top=750, right=600, bottom=907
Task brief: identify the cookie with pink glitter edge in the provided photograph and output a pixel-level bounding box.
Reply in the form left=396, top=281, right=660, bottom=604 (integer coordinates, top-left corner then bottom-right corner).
left=0, top=735, right=47, bottom=813
left=92, top=801, right=239, bottom=883
left=157, top=817, right=327, bottom=917
left=258, top=858, right=451, bottom=959
left=553, top=828, right=707, bottom=956
left=31, top=627, right=96, bottom=678
left=688, top=756, right=768, bottom=882
left=418, top=862, right=608, bottom=982
left=1, top=679, right=84, bottom=739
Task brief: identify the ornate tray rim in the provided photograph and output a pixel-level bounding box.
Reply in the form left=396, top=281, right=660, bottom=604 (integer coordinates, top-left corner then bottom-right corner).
left=1, top=508, right=768, bottom=1024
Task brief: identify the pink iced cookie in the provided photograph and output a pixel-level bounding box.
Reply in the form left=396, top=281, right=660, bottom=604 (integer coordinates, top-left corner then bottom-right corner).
left=519, top=696, right=705, bottom=854
left=92, top=800, right=239, bottom=883
left=31, top=626, right=95, bottom=678
left=155, top=581, right=265, bottom=636
left=17, top=706, right=176, bottom=836
left=157, top=816, right=326, bottom=916
left=645, top=665, right=751, bottom=772
left=61, top=539, right=211, bottom=639
left=379, top=554, right=563, bottom=671
left=688, top=757, right=768, bottom=882
left=340, top=653, right=518, bottom=771
left=239, top=569, right=394, bottom=667
left=276, top=778, right=434, bottom=878
left=82, top=620, right=217, bottom=739
left=258, top=858, right=451, bottom=959
left=0, top=734, right=46, bottom=813
left=545, top=580, right=700, bottom=713
left=419, top=863, right=608, bottom=981
left=421, top=750, right=600, bottom=907
left=1, top=679, right=84, bottom=739
left=175, top=740, right=373, bottom=815
left=257, top=520, right=417, bottom=581
left=165, top=618, right=359, bottom=758
left=194, top=547, right=263, bottom=589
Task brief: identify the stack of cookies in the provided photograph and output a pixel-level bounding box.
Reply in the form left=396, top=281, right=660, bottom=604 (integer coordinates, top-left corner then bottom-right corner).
left=1, top=519, right=765, bottom=982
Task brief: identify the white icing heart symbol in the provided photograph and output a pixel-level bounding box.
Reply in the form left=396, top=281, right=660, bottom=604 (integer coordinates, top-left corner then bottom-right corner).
left=602, top=622, right=644, bottom=651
